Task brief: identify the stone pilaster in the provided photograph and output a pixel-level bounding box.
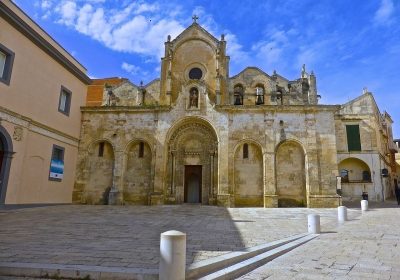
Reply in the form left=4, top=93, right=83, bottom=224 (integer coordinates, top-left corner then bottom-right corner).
left=305, top=115, right=321, bottom=205
left=109, top=150, right=124, bottom=205
left=264, top=117, right=277, bottom=207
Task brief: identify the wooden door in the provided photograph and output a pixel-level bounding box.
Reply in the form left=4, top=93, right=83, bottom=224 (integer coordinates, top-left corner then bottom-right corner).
left=184, top=165, right=202, bottom=203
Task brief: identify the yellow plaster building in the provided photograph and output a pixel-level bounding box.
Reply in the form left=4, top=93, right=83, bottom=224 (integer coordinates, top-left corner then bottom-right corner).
left=0, top=0, right=90, bottom=205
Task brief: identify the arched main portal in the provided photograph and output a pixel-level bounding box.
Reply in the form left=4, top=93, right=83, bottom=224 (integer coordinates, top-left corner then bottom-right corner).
left=276, top=140, right=306, bottom=207
left=0, top=126, right=13, bottom=204
left=166, top=118, right=218, bottom=204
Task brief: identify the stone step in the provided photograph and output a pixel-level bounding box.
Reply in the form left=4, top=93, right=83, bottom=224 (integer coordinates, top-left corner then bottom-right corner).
left=197, top=234, right=319, bottom=280
left=186, top=233, right=308, bottom=279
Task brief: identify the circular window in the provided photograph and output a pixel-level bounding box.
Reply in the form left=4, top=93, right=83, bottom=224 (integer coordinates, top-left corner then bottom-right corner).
left=189, top=68, right=203, bottom=80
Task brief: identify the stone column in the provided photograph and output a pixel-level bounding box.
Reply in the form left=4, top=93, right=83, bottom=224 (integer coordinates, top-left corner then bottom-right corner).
left=170, top=150, right=176, bottom=195
left=209, top=151, right=215, bottom=204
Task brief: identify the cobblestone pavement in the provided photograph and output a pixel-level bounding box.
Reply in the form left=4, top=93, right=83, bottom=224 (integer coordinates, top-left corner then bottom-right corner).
left=238, top=201, right=400, bottom=280
left=0, top=204, right=356, bottom=270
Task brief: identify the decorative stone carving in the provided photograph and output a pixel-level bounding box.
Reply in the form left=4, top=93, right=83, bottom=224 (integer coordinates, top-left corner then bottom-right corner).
left=13, top=126, right=23, bottom=141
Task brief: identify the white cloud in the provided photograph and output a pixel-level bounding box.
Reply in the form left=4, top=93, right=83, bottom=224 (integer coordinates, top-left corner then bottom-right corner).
left=253, top=41, right=283, bottom=65
left=135, top=3, right=159, bottom=14
left=56, top=1, right=77, bottom=26
left=225, top=33, right=249, bottom=66
left=39, top=0, right=185, bottom=60
left=41, top=0, right=52, bottom=9
left=122, top=62, right=141, bottom=76
left=374, top=0, right=395, bottom=25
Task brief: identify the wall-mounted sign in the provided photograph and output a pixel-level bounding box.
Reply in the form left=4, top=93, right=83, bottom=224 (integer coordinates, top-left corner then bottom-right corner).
left=49, top=159, right=64, bottom=180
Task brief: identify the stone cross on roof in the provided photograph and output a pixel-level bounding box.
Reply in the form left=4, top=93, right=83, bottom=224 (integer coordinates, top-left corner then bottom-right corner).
left=192, top=15, right=199, bottom=23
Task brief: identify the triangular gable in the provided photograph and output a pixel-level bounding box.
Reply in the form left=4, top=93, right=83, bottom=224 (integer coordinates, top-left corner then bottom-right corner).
left=171, top=22, right=219, bottom=45
left=230, top=67, right=271, bottom=80
left=337, top=92, right=380, bottom=116
left=111, top=80, right=138, bottom=91
left=144, top=78, right=160, bottom=88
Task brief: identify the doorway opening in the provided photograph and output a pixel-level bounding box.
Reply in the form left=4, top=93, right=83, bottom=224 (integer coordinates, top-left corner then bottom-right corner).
left=0, top=126, right=13, bottom=204
left=184, top=165, right=202, bottom=203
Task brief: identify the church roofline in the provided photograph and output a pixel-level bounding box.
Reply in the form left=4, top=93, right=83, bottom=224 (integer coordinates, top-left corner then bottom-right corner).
left=230, top=67, right=272, bottom=79
left=171, top=22, right=219, bottom=45
left=111, top=80, right=138, bottom=90
left=144, top=78, right=160, bottom=88
left=341, top=91, right=380, bottom=114
left=274, top=72, right=290, bottom=82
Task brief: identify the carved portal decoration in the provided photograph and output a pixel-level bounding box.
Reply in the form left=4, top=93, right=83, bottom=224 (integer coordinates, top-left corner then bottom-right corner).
left=167, top=120, right=218, bottom=204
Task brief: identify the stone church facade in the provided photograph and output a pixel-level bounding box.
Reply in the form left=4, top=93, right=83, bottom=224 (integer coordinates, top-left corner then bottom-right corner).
left=73, top=21, right=398, bottom=208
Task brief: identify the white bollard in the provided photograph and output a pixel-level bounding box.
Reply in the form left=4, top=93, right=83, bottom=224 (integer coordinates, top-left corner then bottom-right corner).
left=338, top=206, right=348, bottom=223
left=308, top=214, right=321, bottom=234
left=361, top=200, right=368, bottom=211
left=159, top=230, right=186, bottom=280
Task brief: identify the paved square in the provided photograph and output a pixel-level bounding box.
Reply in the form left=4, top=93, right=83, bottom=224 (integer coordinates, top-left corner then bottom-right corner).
left=0, top=205, right=355, bottom=270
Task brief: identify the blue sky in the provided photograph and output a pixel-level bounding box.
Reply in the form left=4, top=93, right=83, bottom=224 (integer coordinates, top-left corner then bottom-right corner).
left=14, top=0, right=400, bottom=136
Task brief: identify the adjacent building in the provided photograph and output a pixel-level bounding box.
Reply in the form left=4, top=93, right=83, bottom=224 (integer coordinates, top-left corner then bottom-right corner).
left=0, top=0, right=90, bottom=205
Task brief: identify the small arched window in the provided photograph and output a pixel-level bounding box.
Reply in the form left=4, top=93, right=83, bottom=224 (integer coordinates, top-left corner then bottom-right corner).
left=340, top=169, right=349, bottom=182
left=139, top=142, right=144, bottom=158
left=255, top=85, right=264, bottom=105
left=98, top=142, right=105, bottom=157
left=243, top=143, right=249, bottom=159
left=234, top=84, right=244, bottom=105
left=362, top=170, right=371, bottom=182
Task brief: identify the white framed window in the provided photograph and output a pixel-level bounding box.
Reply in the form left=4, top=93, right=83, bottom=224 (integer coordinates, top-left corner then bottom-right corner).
left=0, top=43, right=15, bottom=85
left=58, top=86, right=72, bottom=116
left=0, top=51, right=6, bottom=78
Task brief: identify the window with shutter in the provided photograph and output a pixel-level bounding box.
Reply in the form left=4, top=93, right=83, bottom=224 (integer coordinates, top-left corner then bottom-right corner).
left=346, top=125, right=361, bottom=151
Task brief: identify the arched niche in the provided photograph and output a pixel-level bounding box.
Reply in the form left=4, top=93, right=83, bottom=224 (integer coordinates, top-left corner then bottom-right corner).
left=85, top=140, right=114, bottom=204
left=338, top=158, right=371, bottom=183
left=234, top=142, right=264, bottom=207
left=276, top=141, right=306, bottom=207
left=123, top=140, right=152, bottom=205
